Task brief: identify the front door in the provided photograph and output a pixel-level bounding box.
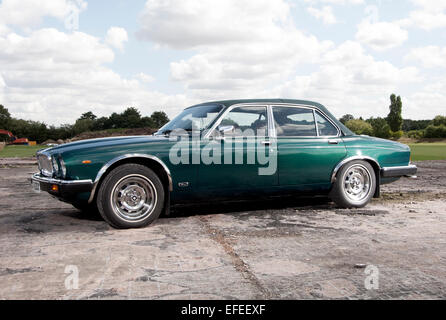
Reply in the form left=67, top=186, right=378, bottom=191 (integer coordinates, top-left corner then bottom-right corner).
left=198, top=105, right=278, bottom=191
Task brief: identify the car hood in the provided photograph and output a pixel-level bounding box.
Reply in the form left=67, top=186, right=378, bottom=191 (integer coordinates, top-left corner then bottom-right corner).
left=43, top=135, right=169, bottom=155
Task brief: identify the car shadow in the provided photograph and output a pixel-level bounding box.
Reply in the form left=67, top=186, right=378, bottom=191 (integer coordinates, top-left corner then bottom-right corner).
left=169, top=195, right=333, bottom=219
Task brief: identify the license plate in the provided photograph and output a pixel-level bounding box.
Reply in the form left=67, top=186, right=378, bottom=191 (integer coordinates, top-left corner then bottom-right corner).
left=32, top=180, right=41, bottom=193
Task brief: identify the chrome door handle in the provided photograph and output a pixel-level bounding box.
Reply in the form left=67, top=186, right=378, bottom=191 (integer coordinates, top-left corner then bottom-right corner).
left=260, top=141, right=271, bottom=146
left=328, top=140, right=339, bottom=145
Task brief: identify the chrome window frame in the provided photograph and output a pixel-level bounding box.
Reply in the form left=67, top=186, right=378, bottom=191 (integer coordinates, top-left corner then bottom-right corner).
left=204, top=103, right=341, bottom=139
left=313, top=109, right=341, bottom=138
left=269, top=104, right=341, bottom=138
left=270, top=105, right=318, bottom=138
left=203, top=103, right=272, bottom=139
left=203, top=102, right=342, bottom=140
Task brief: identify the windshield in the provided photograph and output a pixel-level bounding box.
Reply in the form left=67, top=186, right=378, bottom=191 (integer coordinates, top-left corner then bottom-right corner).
left=156, top=104, right=224, bottom=135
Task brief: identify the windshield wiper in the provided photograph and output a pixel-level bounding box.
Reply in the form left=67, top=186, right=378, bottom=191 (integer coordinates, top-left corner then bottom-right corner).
left=155, top=129, right=172, bottom=136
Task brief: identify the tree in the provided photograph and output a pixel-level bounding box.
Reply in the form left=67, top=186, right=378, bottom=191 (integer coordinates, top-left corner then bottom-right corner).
left=345, top=119, right=373, bottom=136
left=78, top=111, right=97, bottom=121
left=150, top=111, right=169, bottom=128
left=73, top=119, right=95, bottom=135
left=94, top=117, right=111, bottom=131
left=402, top=119, right=431, bottom=131
left=121, top=107, right=142, bottom=128
left=140, top=116, right=156, bottom=128
left=339, top=114, right=354, bottom=125
left=387, top=94, right=403, bottom=132
left=367, top=117, right=391, bottom=139
left=0, top=104, right=11, bottom=129
left=432, top=115, right=446, bottom=127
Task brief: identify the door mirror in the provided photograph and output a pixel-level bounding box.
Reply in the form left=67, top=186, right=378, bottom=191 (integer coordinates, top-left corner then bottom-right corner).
left=218, top=125, right=235, bottom=135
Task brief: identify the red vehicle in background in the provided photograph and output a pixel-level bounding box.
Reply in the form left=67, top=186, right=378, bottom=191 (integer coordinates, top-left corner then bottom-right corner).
left=0, top=129, right=29, bottom=145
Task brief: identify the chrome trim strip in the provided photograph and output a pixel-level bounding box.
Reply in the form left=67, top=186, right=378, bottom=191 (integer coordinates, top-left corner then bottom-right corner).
left=267, top=105, right=276, bottom=138
left=313, top=109, right=319, bottom=136
left=331, top=156, right=381, bottom=183
left=88, top=154, right=173, bottom=203
left=31, top=173, right=93, bottom=185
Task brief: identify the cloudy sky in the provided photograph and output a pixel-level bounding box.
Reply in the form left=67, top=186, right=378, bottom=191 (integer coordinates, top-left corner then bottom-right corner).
left=0, top=0, right=445, bottom=125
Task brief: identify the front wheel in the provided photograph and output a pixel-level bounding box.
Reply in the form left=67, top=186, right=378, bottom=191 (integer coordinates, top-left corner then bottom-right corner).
left=97, top=164, right=165, bottom=229
left=330, top=160, right=376, bottom=208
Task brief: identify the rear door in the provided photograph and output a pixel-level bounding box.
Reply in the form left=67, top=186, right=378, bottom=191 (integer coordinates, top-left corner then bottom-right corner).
left=272, top=105, right=347, bottom=187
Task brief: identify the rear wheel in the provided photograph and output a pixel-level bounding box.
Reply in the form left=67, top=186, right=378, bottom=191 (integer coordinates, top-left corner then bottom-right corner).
left=330, top=160, right=376, bottom=208
left=97, top=164, right=165, bottom=229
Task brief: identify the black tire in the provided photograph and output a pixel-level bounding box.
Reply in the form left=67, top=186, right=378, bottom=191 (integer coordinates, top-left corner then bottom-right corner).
left=97, top=164, right=165, bottom=229
left=330, top=160, right=376, bottom=208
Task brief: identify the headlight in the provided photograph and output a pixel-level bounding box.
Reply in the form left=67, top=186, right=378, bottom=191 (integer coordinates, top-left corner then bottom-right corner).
left=59, top=156, right=67, bottom=178
left=37, top=153, right=53, bottom=177
left=52, top=156, right=59, bottom=173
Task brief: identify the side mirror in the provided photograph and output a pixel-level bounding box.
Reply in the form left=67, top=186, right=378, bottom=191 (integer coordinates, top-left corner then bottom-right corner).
left=218, top=125, right=235, bottom=135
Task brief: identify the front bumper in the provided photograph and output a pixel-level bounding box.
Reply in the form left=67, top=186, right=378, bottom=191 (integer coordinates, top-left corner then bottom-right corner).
left=381, top=164, right=418, bottom=178
left=30, top=173, right=93, bottom=197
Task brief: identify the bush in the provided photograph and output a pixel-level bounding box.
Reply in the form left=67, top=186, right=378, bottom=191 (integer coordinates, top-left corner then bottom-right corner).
left=407, top=130, right=424, bottom=140
left=390, top=130, right=403, bottom=140
left=424, top=125, right=446, bottom=138
left=345, top=119, right=374, bottom=136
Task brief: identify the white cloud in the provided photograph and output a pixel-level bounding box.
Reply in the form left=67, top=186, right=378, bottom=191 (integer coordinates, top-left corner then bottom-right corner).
left=0, top=0, right=87, bottom=28
left=138, top=0, right=332, bottom=100
left=137, top=0, right=292, bottom=49
left=307, top=6, right=337, bottom=24
left=401, top=0, right=446, bottom=30
left=0, top=27, right=189, bottom=124
left=136, top=72, right=155, bottom=83
left=405, top=46, right=446, bottom=68
left=356, top=20, right=408, bottom=51
left=406, top=78, right=446, bottom=118
left=273, top=41, right=420, bottom=118
left=105, top=27, right=128, bottom=51
left=304, top=0, right=363, bottom=4
left=1, top=0, right=445, bottom=125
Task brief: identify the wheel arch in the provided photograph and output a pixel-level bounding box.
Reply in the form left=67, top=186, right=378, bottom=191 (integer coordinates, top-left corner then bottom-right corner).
left=88, top=154, right=173, bottom=204
left=331, top=156, right=381, bottom=198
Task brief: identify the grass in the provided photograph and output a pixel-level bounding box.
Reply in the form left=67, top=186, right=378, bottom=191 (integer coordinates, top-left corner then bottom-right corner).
left=0, top=145, right=45, bottom=158
left=408, top=142, right=446, bottom=161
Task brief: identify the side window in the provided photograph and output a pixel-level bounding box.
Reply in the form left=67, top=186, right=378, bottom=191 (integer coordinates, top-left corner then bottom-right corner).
left=315, top=111, right=338, bottom=136
left=272, top=107, right=317, bottom=137
left=218, top=106, right=268, bottom=136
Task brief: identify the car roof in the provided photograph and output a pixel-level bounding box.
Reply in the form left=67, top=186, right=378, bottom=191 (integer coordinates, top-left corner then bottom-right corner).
left=194, top=98, right=322, bottom=108
left=190, top=99, right=354, bottom=136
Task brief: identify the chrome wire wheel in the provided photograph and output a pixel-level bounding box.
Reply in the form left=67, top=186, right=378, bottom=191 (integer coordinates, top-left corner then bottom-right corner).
left=341, top=164, right=372, bottom=203
left=110, top=174, right=157, bottom=222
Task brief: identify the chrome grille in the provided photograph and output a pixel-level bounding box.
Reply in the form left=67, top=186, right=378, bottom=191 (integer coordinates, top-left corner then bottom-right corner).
left=37, top=153, right=54, bottom=177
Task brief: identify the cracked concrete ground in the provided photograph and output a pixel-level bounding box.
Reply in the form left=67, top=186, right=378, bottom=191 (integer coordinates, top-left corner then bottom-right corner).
left=0, top=161, right=445, bottom=300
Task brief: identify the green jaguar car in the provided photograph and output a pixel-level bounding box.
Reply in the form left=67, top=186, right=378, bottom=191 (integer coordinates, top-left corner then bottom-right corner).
left=31, top=99, right=417, bottom=229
